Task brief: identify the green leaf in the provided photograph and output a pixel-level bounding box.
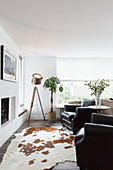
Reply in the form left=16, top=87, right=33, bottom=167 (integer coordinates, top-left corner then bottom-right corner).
left=84, top=79, right=110, bottom=96
left=43, top=76, right=63, bottom=94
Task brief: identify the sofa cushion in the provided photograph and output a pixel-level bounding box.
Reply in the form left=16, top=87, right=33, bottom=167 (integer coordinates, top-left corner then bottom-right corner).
left=81, top=99, right=95, bottom=107
left=61, top=111, right=76, bottom=121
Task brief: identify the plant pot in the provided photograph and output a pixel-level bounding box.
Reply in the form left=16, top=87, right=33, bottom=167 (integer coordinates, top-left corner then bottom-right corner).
left=48, top=111, right=56, bottom=122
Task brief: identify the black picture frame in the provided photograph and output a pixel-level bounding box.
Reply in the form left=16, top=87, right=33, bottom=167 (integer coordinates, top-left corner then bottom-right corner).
left=1, top=45, right=17, bottom=82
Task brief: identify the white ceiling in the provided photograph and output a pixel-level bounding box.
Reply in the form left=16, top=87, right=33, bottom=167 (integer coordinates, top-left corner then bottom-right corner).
left=0, top=0, right=113, bottom=58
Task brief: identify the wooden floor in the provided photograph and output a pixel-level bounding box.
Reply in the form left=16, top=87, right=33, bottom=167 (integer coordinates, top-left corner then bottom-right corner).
left=0, top=120, right=79, bottom=170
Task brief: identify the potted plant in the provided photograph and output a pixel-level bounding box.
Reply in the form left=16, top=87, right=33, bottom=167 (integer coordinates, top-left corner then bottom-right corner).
left=84, top=79, right=110, bottom=106
left=43, top=76, right=63, bottom=121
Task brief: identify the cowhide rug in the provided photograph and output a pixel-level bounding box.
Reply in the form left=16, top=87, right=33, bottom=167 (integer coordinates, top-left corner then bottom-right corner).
left=0, top=127, right=76, bottom=170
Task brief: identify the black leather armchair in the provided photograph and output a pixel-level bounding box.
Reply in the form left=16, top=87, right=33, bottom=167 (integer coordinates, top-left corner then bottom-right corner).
left=61, top=104, right=81, bottom=130
left=72, top=107, right=96, bottom=134
left=75, top=113, right=113, bottom=170
left=61, top=99, right=96, bottom=134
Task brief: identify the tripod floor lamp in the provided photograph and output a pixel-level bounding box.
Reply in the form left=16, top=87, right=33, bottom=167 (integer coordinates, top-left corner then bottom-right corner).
left=28, top=73, right=45, bottom=125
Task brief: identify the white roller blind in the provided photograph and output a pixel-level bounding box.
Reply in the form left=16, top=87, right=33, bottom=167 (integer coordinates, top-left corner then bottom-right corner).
left=57, top=58, right=113, bottom=80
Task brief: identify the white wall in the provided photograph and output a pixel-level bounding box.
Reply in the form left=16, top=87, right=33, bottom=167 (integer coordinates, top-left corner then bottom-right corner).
left=0, top=27, right=26, bottom=147
left=24, top=56, right=57, bottom=120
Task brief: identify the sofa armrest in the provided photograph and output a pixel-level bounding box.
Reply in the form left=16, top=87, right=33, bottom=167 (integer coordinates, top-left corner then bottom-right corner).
left=64, top=104, right=81, bottom=112
left=85, top=123, right=113, bottom=139
left=91, top=113, right=113, bottom=126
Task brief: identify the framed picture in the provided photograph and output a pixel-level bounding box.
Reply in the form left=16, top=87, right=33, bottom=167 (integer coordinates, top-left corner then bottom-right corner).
left=1, top=45, right=17, bottom=82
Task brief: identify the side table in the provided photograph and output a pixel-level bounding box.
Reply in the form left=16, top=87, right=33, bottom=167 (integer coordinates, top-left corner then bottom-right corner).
left=88, top=105, right=110, bottom=114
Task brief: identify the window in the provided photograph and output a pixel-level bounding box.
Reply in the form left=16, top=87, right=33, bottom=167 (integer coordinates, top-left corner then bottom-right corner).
left=57, top=58, right=113, bottom=105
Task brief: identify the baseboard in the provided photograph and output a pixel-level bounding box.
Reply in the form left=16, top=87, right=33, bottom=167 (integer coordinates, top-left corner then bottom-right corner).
left=26, top=115, right=48, bottom=120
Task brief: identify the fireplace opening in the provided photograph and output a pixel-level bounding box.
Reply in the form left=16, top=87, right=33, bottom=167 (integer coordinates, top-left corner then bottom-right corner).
left=1, top=98, right=9, bottom=125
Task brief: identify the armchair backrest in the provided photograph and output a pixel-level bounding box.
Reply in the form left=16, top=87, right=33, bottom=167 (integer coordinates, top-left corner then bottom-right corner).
left=81, top=99, right=95, bottom=107
left=64, top=104, right=81, bottom=112
left=91, top=113, right=113, bottom=126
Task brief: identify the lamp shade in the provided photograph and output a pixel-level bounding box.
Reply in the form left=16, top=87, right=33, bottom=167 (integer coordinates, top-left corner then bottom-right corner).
left=32, top=73, right=43, bottom=85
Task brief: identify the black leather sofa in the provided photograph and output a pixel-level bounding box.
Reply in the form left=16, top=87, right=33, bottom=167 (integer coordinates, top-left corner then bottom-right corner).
left=75, top=113, right=113, bottom=170
left=61, top=99, right=96, bottom=134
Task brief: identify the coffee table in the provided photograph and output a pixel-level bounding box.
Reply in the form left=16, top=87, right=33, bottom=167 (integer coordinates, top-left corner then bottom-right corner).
left=88, top=105, right=110, bottom=113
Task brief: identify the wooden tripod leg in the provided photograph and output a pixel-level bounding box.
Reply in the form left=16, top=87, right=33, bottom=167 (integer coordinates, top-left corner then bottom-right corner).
left=28, top=87, right=37, bottom=125
left=36, top=87, right=45, bottom=121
